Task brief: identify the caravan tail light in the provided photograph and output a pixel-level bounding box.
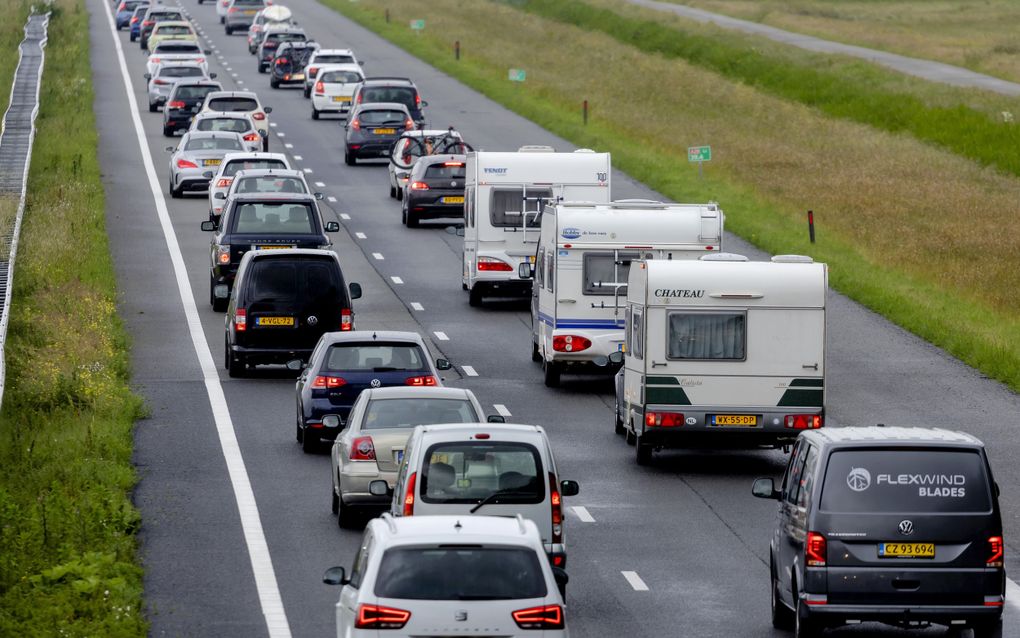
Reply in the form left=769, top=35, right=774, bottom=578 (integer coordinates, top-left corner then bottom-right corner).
left=403, top=472, right=416, bottom=516
left=513, top=605, right=564, bottom=630
left=404, top=375, right=437, bottom=386
left=476, top=256, right=512, bottom=272
left=552, top=335, right=591, bottom=352
left=355, top=604, right=410, bottom=629
left=784, top=414, right=823, bottom=430
left=350, top=436, right=376, bottom=461
left=549, top=473, right=563, bottom=543
left=234, top=308, right=246, bottom=331
left=340, top=308, right=353, bottom=331
left=645, top=411, right=683, bottom=427
left=988, top=536, right=1004, bottom=567
left=806, top=532, right=826, bottom=566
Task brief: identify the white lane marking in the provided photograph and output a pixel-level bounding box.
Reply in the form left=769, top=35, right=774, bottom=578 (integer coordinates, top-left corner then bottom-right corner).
left=434, top=331, right=450, bottom=341
left=390, top=276, right=403, bottom=285
left=339, top=212, right=349, bottom=220
left=622, top=571, right=649, bottom=592
left=354, top=232, right=366, bottom=239
left=572, top=506, right=595, bottom=522
left=230, top=73, right=238, bottom=78
left=101, top=2, right=292, bottom=636
left=314, top=181, right=325, bottom=187
left=224, top=66, right=232, bottom=71
left=1006, top=577, right=1020, bottom=610
left=410, top=302, right=424, bottom=311
left=328, top=196, right=338, bottom=203
left=461, top=365, right=478, bottom=376
left=284, top=143, right=293, bottom=149
left=237, top=80, right=245, bottom=86
left=301, top=167, right=310, bottom=173
left=274, top=131, right=283, bottom=137
left=292, top=155, right=302, bottom=161
left=269, top=122, right=277, bottom=127
left=493, top=404, right=511, bottom=417
left=372, top=252, right=384, bottom=260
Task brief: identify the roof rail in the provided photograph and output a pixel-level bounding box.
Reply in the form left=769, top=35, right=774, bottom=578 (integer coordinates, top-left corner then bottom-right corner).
left=365, top=76, right=412, bottom=82
left=380, top=512, right=398, bottom=534
left=518, top=145, right=555, bottom=153
left=771, top=254, right=814, bottom=264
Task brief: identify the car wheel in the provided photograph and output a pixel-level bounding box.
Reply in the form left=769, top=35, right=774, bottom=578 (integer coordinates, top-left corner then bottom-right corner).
left=301, top=426, right=317, bottom=453
left=226, top=342, right=246, bottom=378
left=225, top=26, right=232, bottom=35
left=331, top=482, right=339, bottom=515
left=973, top=619, right=1003, bottom=638
left=211, top=287, right=227, bottom=312
left=389, top=184, right=396, bottom=199
left=543, top=360, right=560, bottom=388
left=793, top=591, right=819, bottom=638
left=468, top=285, right=483, bottom=307
left=635, top=433, right=653, bottom=465
left=261, top=137, right=269, bottom=152
left=406, top=208, right=420, bottom=228
left=169, top=178, right=182, bottom=198
left=270, top=76, right=279, bottom=89
left=614, top=403, right=625, bottom=435
left=771, top=568, right=794, bottom=629
left=532, top=341, right=542, bottom=363
left=219, top=16, right=224, bottom=24
left=303, top=87, right=311, bottom=98
left=625, top=424, right=636, bottom=446
left=336, top=491, right=357, bottom=529
left=258, top=62, right=266, bottom=73
left=130, top=33, right=137, bottom=42
left=311, top=107, right=319, bottom=120
left=396, top=187, right=403, bottom=201
left=148, top=101, right=157, bottom=113
left=162, top=124, right=174, bottom=137
left=344, top=150, right=356, bottom=166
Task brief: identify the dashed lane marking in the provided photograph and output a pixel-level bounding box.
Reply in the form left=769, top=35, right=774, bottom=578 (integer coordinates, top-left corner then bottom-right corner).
left=493, top=404, right=511, bottom=417
left=622, top=571, right=649, bottom=591
left=461, top=365, right=478, bottom=376
left=339, top=212, right=349, bottom=220
left=292, top=155, right=302, bottom=161
left=434, top=331, right=450, bottom=341
left=410, top=302, right=424, bottom=311
left=284, top=143, right=293, bottom=149
left=354, top=232, right=366, bottom=239
left=372, top=252, right=384, bottom=260
left=314, top=181, right=325, bottom=187
left=572, top=506, right=595, bottom=522
left=390, top=276, right=403, bottom=285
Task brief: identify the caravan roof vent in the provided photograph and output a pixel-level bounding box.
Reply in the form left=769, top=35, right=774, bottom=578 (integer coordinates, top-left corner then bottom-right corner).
left=518, top=145, right=555, bottom=153
left=771, top=254, right=814, bottom=264
left=700, top=253, right=748, bottom=262
left=573, top=148, right=595, bottom=153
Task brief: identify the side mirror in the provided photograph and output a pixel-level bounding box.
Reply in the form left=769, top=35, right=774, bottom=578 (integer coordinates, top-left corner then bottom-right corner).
left=214, top=192, right=226, bottom=199
left=752, top=477, right=780, bottom=500
left=368, top=480, right=392, bottom=497
left=322, top=414, right=342, bottom=429
left=325, top=221, right=340, bottom=232
left=358, top=60, right=364, bottom=66
left=559, top=480, right=579, bottom=497
left=608, top=351, right=624, bottom=365
left=518, top=262, right=533, bottom=279
left=349, top=282, right=362, bottom=300
left=322, top=566, right=348, bottom=586
left=419, top=100, right=429, bottom=108
left=486, top=415, right=505, bottom=424
left=551, top=566, right=569, bottom=595
left=200, top=220, right=216, bottom=231
left=285, top=358, right=304, bottom=371
left=204, top=49, right=212, bottom=54
left=143, top=73, right=152, bottom=80
left=165, top=146, right=175, bottom=152
left=314, top=192, right=324, bottom=200
left=264, top=106, right=273, bottom=114
left=203, top=171, right=215, bottom=179
left=435, top=358, right=452, bottom=371
left=209, top=72, right=217, bottom=79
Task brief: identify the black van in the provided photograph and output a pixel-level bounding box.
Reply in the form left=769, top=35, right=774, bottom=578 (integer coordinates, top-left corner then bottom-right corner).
left=224, top=249, right=362, bottom=377
left=752, top=426, right=1004, bottom=638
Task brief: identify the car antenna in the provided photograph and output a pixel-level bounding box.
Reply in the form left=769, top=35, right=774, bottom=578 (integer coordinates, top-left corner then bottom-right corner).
left=454, top=520, right=462, bottom=532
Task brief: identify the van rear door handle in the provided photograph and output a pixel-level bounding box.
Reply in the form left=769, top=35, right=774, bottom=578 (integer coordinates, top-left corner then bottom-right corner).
left=651, top=361, right=667, bottom=368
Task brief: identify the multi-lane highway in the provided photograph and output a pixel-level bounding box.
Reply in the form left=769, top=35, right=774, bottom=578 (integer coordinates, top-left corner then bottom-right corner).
left=86, top=0, right=1020, bottom=635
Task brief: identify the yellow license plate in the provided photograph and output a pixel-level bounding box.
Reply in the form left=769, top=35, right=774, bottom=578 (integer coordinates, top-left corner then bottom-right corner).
left=528, top=255, right=536, bottom=263
left=243, top=9, right=257, bottom=13
left=253, top=245, right=294, bottom=250
left=292, top=73, right=304, bottom=80
left=879, top=542, right=935, bottom=558
left=373, top=128, right=396, bottom=134
left=331, top=96, right=351, bottom=102
left=441, top=196, right=464, bottom=204
left=255, top=316, right=294, bottom=327
left=203, top=159, right=221, bottom=166
left=712, top=415, right=758, bottom=426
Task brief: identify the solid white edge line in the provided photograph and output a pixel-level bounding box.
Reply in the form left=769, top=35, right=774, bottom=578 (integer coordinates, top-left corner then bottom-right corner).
left=100, top=4, right=292, bottom=636
left=493, top=404, right=511, bottom=418
left=434, top=331, right=449, bottom=341
left=461, top=365, right=477, bottom=376
left=571, top=506, right=595, bottom=523
left=622, top=571, right=649, bottom=591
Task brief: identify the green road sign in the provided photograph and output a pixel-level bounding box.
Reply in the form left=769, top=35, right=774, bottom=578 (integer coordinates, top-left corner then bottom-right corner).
left=409, top=19, right=425, bottom=30
left=688, top=145, right=711, bottom=162
left=508, top=68, right=526, bottom=82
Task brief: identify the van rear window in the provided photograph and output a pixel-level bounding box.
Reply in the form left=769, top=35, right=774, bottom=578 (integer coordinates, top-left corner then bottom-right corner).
left=820, top=449, right=992, bottom=514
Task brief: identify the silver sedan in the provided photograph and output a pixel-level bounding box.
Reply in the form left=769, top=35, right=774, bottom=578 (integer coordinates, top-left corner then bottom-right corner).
left=145, top=63, right=216, bottom=112
left=167, top=131, right=247, bottom=198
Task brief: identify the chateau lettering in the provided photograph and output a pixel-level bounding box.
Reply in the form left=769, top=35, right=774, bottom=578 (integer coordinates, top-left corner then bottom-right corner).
left=654, top=289, right=705, bottom=298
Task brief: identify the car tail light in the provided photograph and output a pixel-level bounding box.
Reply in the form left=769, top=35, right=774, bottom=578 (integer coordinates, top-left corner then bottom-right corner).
left=784, top=414, right=823, bottom=429
left=228, top=6, right=237, bottom=12
left=215, top=244, right=230, bottom=264
left=356, top=92, right=363, bottom=104
left=176, top=158, right=198, bottom=169
left=806, top=532, right=826, bottom=566
left=221, top=0, right=228, bottom=5
left=350, top=436, right=376, bottom=461
left=264, top=42, right=277, bottom=49
left=243, top=133, right=261, bottom=142
left=143, top=19, right=154, bottom=26
left=403, top=472, right=416, bottom=516
left=153, top=79, right=169, bottom=86
left=311, top=375, right=346, bottom=389
left=234, top=308, right=246, bottom=331
left=513, top=605, right=564, bottom=630
left=354, top=604, right=410, bottom=629
left=415, top=93, right=421, bottom=107
left=988, top=536, right=1004, bottom=567
left=308, top=66, right=318, bottom=77
left=150, top=56, right=161, bottom=64
left=404, top=375, right=437, bottom=386
left=314, top=81, right=324, bottom=95
left=404, top=118, right=414, bottom=130
left=549, top=473, right=563, bottom=543
left=645, top=411, right=684, bottom=427
left=167, top=100, right=185, bottom=109
left=476, top=256, right=512, bottom=272
left=552, top=335, right=591, bottom=352
left=252, top=112, right=265, bottom=120
left=131, top=17, right=139, bottom=25
left=340, top=308, right=353, bottom=331
left=195, top=57, right=205, bottom=64
left=409, top=181, right=429, bottom=191
left=349, top=118, right=361, bottom=131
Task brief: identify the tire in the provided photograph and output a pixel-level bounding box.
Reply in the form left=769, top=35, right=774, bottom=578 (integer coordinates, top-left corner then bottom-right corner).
left=406, top=208, right=420, bottom=228
left=225, top=26, right=232, bottom=35
left=148, top=101, right=157, bottom=113
left=303, top=87, right=311, bottom=98
left=261, top=137, right=269, bottom=152
left=162, top=124, right=174, bottom=137
left=635, top=433, right=653, bottom=465
left=344, top=150, right=356, bottom=166
left=212, top=289, right=227, bottom=312
left=169, top=178, right=182, bottom=198
left=625, top=425, right=636, bottom=446
left=258, top=62, right=266, bottom=73
left=270, top=76, right=279, bottom=89
left=973, top=619, right=1003, bottom=638
left=543, top=360, right=560, bottom=388
left=614, top=404, right=625, bottom=435
left=771, top=568, right=794, bottom=630
left=311, top=107, right=319, bottom=120
left=396, top=187, right=403, bottom=201
left=468, top=286, right=483, bottom=307
left=400, top=203, right=407, bottom=225
left=336, top=490, right=356, bottom=529
left=226, top=341, right=246, bottom=378
left=130, top=33, right=137, bottom=42
left=331, top=482, right=339, bottom=514
left=301, top=426, right=317, bottom=453
left=296, top=420, right=303, bottom=443
left=793, top=592, right=819, bottom=638
left=389, top=184, right=396, bottom=199
left=532, top=341, right=542, bottom=363
left=219, top=16, right=224, bottom=24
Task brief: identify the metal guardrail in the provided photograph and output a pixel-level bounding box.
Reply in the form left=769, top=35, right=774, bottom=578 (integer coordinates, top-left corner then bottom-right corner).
left=0, top=12, right=51, bottom=409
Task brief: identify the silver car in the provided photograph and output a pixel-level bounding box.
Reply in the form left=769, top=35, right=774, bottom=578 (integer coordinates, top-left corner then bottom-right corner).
left=145, top=40, right=211, bottom=77
left=223, top=0, right=265, bottom=35
left=166, top=131, right=247, bottom=198
left=206, top=152, right=291, bottom=220
left=145, top=63, right=215, bottom=112
left=189, top=112, right=263, bottom=152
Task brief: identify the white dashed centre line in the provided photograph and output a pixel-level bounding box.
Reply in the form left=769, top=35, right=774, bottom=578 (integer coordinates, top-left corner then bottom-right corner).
left=622, top=571, right=649, bottom=592
left=328, top=196, right=338, bottom=203
left=339, top=212, right=349, bottom=220
left=390, top=276, right=404, bottom=285
left=354, top=232, right=366, bottom=239
left=410, top=302, right=424, bottom=311
left=572, top=506, right=595, bottom=523
left=269, top=122, right=278, bottom=127
left=230, top=73, right=238, bottom=78
left=371, top=252, right=384, bottom=260
left=461, top=365, right=478, bottom=376
left=284, top=143, right=293, bottom=149
left=493, top=404, right=511, bottom=418
left=292, top=155, right=303, bottom=161
left=434, top=331, right=450, bottom=341
left=314, top=181, right=325, bottom=188
left=301, top=167, right=310, bottom=173
left=275, top=131, right=284, bottom=137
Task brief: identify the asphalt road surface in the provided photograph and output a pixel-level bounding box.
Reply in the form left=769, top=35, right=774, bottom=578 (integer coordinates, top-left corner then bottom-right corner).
left=85, top=0, right=1020, bottom=635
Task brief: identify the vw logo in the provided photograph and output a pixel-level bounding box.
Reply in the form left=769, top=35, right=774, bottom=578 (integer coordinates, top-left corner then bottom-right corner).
left=451, top=181, right=458, bottom=187
left=306, top=315, right=318, bottom=326
left=454, top=611, right=468, bottom=622
left=898, top=520, right=914, bottom=536
left=846, top=467, right=871, bottom=492
left=370, top=379, right=382, bottom=388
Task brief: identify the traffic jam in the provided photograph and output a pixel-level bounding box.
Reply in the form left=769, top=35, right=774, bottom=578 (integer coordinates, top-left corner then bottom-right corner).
left=116, top=0, right=1008, bottom=635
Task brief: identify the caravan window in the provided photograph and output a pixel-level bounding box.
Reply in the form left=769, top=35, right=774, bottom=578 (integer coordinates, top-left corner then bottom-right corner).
left=490, top=188, right=550, bottom=228
left=535, top=248, right=545, bottom=287
left=666, top=312, right=746, bottom=360
left=583, top=252, right=638, bottom=296
left=630, top=308, right=643, bottom=359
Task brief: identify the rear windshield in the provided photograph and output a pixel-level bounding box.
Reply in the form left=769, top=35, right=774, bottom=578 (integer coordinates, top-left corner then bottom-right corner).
left=207, top=97, right=258, bottom=112
left=374, top=547, right=546, bottom=601
left=358, top=109, right=406, bottom=126
left=231, top=202, right=316, bottom=234
left=362, top=398, right=477, bottom=430
left=234, top=176, right=306, bottom=194
left=155, top=43, right=200, bottom=53
left=233, top=0, right=264, bottom=5
left=325, top=343, right=427, bottom=372
left=319, top=70, right=362, bottom=84
left=821, top=449, right=992, bottom=514
left=196, top=117, right=250, bottom=133
left=315, top=54, right=356, bottom=65
left=223, top=159, right=286, bottom=176
left=174, top=84, right=219, bottom=99
left=133, top=7, right=149, bottom=18
left=267, top=33, right=305, bottom=43
left=489, top=188, right=548, bottom=229
left=148, top=11, right=183, bottom=21
left=246, top=258, right=340, bottom=304
left=424, top=163, right=466, bottom=180
left=121, top=1, right=144, bottom=10
left=421, top=441, right=544, bottom=505
left=185, top=137, right=244, bottom=151
left=159, top=66, right=204, bottom=78
left=361, top=86, right=416, bottom=110
left=154, top=25, right=192, bottom=35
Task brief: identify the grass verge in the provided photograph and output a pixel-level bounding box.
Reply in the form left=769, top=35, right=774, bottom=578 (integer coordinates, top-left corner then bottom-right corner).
left=0, top=0, right=147, bottom=635
left=0, top=2, right=33, bottom=116
left=321, top=0, right=1020, bottom=391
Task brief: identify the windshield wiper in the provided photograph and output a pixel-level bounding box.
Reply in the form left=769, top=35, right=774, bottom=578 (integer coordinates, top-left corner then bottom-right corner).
left=469, top=490, right=530, bottom=513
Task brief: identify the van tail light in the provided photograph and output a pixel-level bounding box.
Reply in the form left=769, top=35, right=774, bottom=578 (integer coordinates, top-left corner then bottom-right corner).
left=308, top=66, right=318, bottom=78
left=552, top=335, right=591, bottom=353
left=785, top=414, right=823, bottom=430
left=216, top=178, right=231, bottom=188
left=405, top=375, right=437, bottom=386
left=355, top=604, right=410, bottom=629
left=314, top=81, right=324, bottom=95
left=403, top=472, right=416, bottom=516
left=340, top=308, right=353, bottom=331
left=409, top=181, right=429, bottom=191
left=476, top=256, right=512, bottom=272
left=988, top=536, right=1004, bottom=567
left=167, top=100, right=185, bottom=110
left=404, top=118, right=414, bottom=130
left=645, top=411, right=684, bottom=427
left=806, top=532, right=826, bottom=567
left=513, top=605, right=564, bottom=630
left=215, top=244, right=231, bottom=264
left=234, top=308, right=246, bottom=331
left=349, top=118, right=361, bottom=130
left=549, top=473, right=563, bottom=543
left=350, top=436, right=376, bottom=461
left=243, top=132, right=261, bottom=142
left=311, top=375, right=346, bottom=389
left=251, top=112, right=266, bottom=121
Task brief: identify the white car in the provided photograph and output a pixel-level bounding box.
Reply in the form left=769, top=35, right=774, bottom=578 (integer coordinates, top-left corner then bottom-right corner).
left=322, top=515, right=569, bottom=638
left=387, top=129, right=465, bottom=199
left=146, top=40, right=210, bottom=77
left=302, top=48, right=360, bottom=96
left=309, top=64, right=364, bottom=120
left=206, top=152, right=291, bottom=220
left=224, top=168, right=315, bottom=199
left=196, top=91, right=273, bottom=148
left=189, top=112, right=263, bottom=152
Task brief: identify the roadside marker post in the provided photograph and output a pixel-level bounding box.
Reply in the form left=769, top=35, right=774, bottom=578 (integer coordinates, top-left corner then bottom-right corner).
left=508, top=68, right=526, bottom=83
left=455, top=40, right=460, bottom=61
left=384, top=8, right=389, bottom=23
left=583, top=99, right=588, bottom=125
left=808, top=210, right=816, bottom=243
left=410, top=19, right=425, bottom=34
left=687, top=145, right=711, bottom=180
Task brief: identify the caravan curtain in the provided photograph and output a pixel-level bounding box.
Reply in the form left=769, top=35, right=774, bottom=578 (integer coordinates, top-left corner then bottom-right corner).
left=667, top=312, right=745, bottom=360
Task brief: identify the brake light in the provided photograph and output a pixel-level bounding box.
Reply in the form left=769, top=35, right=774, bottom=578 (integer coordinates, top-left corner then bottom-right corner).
left=513, top=605, right=564, bottom=630
left=150, top=56, right=161, bottom=64
left=403, top=472, right=416, bottom=516
left=195, top=57, right=205, bottom=64
left=404, top=375, right=437, bottom=386
left=784, top=414, right=823, bottom=429
left=409, top=181, right=429, bottom=191
left=443, top=162, right=465, bottom=167
left=276, top=58, right=287, bottom=65
left=264, top=42, right=278, bottom=48
left=167, top=100, right=185, bottom=109
left=176, top=158, right=198, bottom=169
left=415, top=93, right=421, bottom=107
left=311, top=375, right=346, bottom=389
left=645, top=411, right=684, bottom=427
left=356, top=92, right=363, bottom=103
left=476, top=256, right=512, bottom=272
left=153, top=79, right=169, bottom=86
left=131, top=17, right=139, bottom=24
left=234, top=308, right=246, bottom=331
left=243, top=133, right=261, bottom=142
left=215, top=178, right=231, bottom=188
left=340, top=308, right=353, bottom=331
left=252, top=112, right=265, bottom=120
left=988, top=536, right=1004, bottom=567
left=228, top=6, right=237, bottom=12
left=404, top=118, right=414, bottom=130
left=350, top=436, right=376, bottom=461
left=308, top=66, right=318, bottom=77
left=552, top=335, right=591, bottom=352
left=349, top=118, right=360, bottom=131
left=806, top=532, right=826, bottom=566
left=549, top=473, right=563, bottom=543
left=215, top=244, right=230, bottom=264
left=314, top=81, right=324, bottom=95
left=355, top=604, right=410, bottom=629
left=143, top=19, right=154, bottom=26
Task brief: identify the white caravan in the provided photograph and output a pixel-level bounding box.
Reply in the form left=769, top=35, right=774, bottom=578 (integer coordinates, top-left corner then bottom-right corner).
left=618, top=254, right=827, bottom=465
left=525, top=200, right=724, bottom=387
left=461, top=147, right=611, bottom=306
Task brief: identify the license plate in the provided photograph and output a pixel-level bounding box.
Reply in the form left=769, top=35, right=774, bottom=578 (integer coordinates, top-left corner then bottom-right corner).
left=243, top=9, right=257, bottom=13
left=373, top=128, right=396, bottom=135
left=528, top=255, right=536, bottom=263
left=331, top=96, right=351, bottom=103
left=253, top=244, right=294, bottom=250
left=255, top=316, right=294, bottom=327
left=441, top=196, right=464, bottom=204
left=712, top=415, right=758, bottom=426
left=292, top=73, right=304, bottom=80
left=203, top=159, right=221, bottom=166
left=879, top=542, right=935, bottom=558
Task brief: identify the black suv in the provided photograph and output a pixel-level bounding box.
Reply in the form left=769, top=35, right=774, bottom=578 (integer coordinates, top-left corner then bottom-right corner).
left=752, top=426, right=1004, bottom=638
left=400, top=154, right=465, bottom=227
left=256, top=27, right=307, bottom=73
left=269, top=42, right=317, bottom=89
left=224, top=250, right=361, bottom=377
left=351, top=77, right=427, bottom=125
left=200, top=192, right=340, bottom=311
left=162, top=80, right=222, bottom=137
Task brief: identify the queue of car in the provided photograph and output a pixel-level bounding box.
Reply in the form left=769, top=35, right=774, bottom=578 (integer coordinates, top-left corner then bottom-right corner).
left=121, top=2, right=1008, bottom=636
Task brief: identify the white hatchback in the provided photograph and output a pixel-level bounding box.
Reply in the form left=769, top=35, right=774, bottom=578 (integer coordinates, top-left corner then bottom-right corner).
left=206, top=152, right=291, bottom=220
left=303, top=48, right=360, bottom=96
left=323, top=515, right=569, bottom=637
left=309, top=64, right=364, bottom=120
